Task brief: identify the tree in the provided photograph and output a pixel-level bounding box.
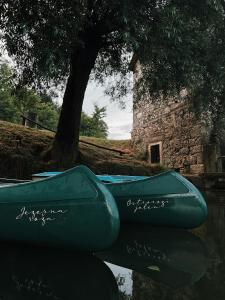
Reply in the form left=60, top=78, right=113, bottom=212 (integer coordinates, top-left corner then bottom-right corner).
left=1, top=1, right=225, bottom=166
left=14, top=87, right=41, bottom=117
left=91, top=105, right=108, bottom=138
left=37, top=101, right=60, bottom=131
left=0, top=63, right=60, bottom=128
left=80, top=105, right=108, bottom=138
left=0, top=64, right=18, bottom=122
left=15, top=87, right=60, bottom=130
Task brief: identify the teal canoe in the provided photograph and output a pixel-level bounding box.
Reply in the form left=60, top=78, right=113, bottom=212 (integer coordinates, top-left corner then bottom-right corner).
left=0, top=243, right=118, bottom=299
left=33, top=168, right=207, bottom=228
left=0, top=165, right=120, bottom=250
left=96, top=224, right=208, bottom=288
left=105, top=170, right=207, bottom=228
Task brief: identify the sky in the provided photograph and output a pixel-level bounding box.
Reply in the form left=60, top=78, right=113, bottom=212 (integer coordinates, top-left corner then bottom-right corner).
left=83, top=80, right=133, bottom=140
left=106, top=263, right=133, bottom=296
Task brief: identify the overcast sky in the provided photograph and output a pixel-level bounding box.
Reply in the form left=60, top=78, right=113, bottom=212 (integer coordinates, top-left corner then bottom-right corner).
left=83, top=80, right=133, bottom=140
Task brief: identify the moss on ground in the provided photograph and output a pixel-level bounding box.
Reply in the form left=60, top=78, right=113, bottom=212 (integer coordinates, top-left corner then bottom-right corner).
left=0, top=120, right=165, bottom=179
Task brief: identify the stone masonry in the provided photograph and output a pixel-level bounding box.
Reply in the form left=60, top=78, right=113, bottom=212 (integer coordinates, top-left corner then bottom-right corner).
left=131, top=60, right=224, bottom=174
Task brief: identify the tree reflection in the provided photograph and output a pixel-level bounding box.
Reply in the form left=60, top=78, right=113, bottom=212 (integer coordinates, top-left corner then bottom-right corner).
left=0, top=243, right=119, bottom=300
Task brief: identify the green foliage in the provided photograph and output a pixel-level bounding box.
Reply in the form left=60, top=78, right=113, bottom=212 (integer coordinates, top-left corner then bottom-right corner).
left=14, top=88, right=41, bottom=116
left=0, top=64, right=18, bottom=122
left=80, top=105, right=108, bottom=138
left=0, top=63, right=60, bottom=129
left=15, top=88, right=60, bottom=130
left=135, top=149, right=148, bottom=161
left=126, top=1, right=225, bottom=124
left=1, top=1, right=225, bottom=112
left=37, top=101, right=60, bottom=131
left=1, top=0, right=225, bottom=142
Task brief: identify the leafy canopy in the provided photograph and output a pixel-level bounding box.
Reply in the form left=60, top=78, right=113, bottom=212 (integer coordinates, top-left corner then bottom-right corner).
left=0, top=1, right=225, bottom=112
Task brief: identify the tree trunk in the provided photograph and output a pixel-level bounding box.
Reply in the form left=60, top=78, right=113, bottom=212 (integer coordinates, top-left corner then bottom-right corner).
left=51, top=37, right=101, bottom=167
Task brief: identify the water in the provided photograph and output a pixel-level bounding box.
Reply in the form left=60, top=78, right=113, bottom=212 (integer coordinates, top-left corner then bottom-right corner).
left=102, top=191, right=225, bottom=300
left=0, top=192, right=224, bottom=300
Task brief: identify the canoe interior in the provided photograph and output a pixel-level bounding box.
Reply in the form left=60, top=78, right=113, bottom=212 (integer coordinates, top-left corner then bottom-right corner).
left=32, top=172, right=149, bottom=183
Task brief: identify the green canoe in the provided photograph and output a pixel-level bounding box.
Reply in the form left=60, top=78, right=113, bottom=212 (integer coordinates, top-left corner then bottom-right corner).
left=0, top=243, right=118, bottom=299
left=0, top=165, right=119, bottom=250
left=105, top=170, right=207, bottom=228
left=33, top=168, right=207, bottom=228
left=97, top=224, right=208, bottom=288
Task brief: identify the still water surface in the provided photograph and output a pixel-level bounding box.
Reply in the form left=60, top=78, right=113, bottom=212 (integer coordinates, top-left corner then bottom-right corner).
left=0, top=192, right=224, bottom=300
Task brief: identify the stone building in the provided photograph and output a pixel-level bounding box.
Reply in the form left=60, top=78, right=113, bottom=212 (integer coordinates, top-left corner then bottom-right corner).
left=131, top=59, right=225, bottom=174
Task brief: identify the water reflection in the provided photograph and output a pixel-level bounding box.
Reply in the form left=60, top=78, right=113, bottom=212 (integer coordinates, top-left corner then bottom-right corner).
left=106, top=192, right=225, bottom=300
left=97, top=224, right=208, bottom=289
left=0, top=244, right=118, bottom=300
left=0, top=192, right=225, bottom=300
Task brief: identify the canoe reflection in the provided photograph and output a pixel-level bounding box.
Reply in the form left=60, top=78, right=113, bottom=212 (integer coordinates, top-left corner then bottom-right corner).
left=97, top=224, right=208, bottom=288
left=0, top=243, right=118, bottom=300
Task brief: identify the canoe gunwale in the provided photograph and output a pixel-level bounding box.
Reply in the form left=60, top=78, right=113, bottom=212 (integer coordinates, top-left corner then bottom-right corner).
left=31, top=168, right=198, bottom=196
left=113, top=192, right=199, bottom=199
left=0, top=197, right=112, bottom=205
left=106, top=170, right=195, bottom=196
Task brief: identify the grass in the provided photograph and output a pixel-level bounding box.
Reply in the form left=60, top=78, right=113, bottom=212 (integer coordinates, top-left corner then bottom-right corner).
left=0, top=120, right=165, bottom=179
left=80, top=136, right=132, bottom=152
left=0, top=121, right=53, bottom=178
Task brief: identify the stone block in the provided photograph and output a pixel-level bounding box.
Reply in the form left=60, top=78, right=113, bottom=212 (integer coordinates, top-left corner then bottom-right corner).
left=190, top=164, right=205, bottom=174
left=136, top=112, right=143, bottom=119
left=190, top=155, right=197, bottom=165
left=191, top=145, right=203, bottom=154
left=190, top=127, right=202, bottom=138
left=196, top=154, right=204, bottom=164
left=180, top=148, right=190, bottom=155
left=164, top=107, right=170, bottom=114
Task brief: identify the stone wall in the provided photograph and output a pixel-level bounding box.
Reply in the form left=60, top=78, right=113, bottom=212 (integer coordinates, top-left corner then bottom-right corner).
left=132, top=98, right=205, bottom=174
left=131, top=59, right=225, bottom=174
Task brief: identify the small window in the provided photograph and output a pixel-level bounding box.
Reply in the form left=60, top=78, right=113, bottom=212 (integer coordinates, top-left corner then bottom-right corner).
left=149, top=142, right=162, bottom=164
left=150, top=144, right=160, bottom=163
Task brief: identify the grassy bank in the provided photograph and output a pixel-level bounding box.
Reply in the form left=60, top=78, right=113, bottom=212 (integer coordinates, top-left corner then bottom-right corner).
left=0, top=120, right=164, bottom=179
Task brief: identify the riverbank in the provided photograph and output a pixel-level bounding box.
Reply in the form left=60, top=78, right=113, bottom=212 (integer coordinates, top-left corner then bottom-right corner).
left=0, top=120, right=163, bottom=179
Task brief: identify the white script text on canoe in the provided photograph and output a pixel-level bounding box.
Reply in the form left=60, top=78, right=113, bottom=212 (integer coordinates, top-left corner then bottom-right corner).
left=127, top=199, right=169, bottom=213
left=16, top=206, right=68, bottom=226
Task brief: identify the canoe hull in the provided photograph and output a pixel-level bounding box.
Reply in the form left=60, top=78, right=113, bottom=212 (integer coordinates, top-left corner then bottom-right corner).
left=0, top=166, right=120, bottom=250
left=106, top=171, right=207, bottom=228
left=32, top=168, right=208, bottom=228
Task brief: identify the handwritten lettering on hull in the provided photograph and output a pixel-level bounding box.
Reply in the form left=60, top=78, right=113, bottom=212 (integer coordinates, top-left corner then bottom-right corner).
left=16, top=206, right=68, bottom=226
left=12, top=275, right=59, bottom=299
left=127, top=198, right=169, bottom=213
left=126, top=240, right=170, bottom=263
